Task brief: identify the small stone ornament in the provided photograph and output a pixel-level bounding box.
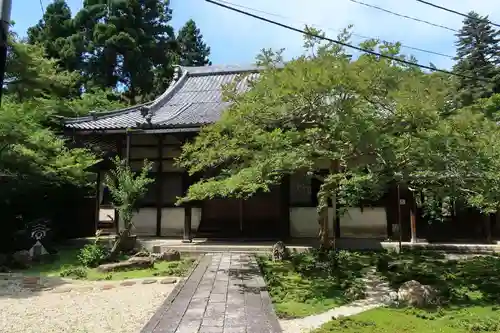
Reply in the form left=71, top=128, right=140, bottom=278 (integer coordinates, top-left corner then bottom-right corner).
left=272, top=241, right=289, bottom=261
left=27, top=219, right=53, bottom=260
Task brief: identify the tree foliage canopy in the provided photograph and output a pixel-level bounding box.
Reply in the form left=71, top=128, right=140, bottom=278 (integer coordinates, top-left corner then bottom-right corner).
left=177, top=19, right=211, bottom=67
left=25, top=0, right=212, bottom=103
left=1, top=34, right=123, bottom=198
left=453, top=11, right=500, bottom=107
left=177, top=27, right=500, bottom=245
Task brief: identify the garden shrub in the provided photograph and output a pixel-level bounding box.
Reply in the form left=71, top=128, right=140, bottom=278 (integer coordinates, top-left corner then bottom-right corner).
left=59, top=266, right=87, bottom=279
left=343, top=279, right=367, bottom=301
left=453, top=315, right=500, bottom=332
left=77, top=244, right=108, bottom=267
left=375, top=253, right=390, bottom=272
left=330, top=317, right=376, bottom=330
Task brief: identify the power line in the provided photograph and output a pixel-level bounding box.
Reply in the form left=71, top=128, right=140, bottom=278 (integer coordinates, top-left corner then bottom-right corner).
left=205, top=0, right=491, bottom=83
left=414, top=0, right=500, bottom=28
left=217, top=0, right=453, bottom=59
left=347, top=0, right=457, bottom=33
left=39, top=0, right=44, bottom=15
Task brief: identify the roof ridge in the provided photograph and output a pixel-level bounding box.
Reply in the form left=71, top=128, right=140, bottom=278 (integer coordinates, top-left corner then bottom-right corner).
left=146, top=67, right=190, bottom=116
left=183, top=64, right=285, bottom=77
left=64, top=64, right=273, bottom=131
left=64, top=67, right=189, bottom=125
left=184, top=65, right=261, bottom=77
left=63, top=101, right=152, bottom=124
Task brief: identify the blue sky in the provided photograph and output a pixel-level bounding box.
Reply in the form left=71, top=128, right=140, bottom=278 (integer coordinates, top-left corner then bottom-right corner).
left=11, top=0, right=500, bottom=70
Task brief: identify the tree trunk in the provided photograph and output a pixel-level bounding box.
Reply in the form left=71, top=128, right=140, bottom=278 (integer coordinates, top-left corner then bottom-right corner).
left=318, top=204, right=330, bottom=249
left=332, top=190, right=337, bottom=251
left=329, top=160, right=339, bottom=252
left=109, top=221, right=133, bottom=259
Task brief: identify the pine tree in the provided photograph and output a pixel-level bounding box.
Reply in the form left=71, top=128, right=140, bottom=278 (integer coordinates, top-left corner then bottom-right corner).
left=27, top=0, right=85, bottom=72
left=454, top=11, right=500, bottom=107
left=73, top=0, right=178, bottom=103
left=26, top=0, right=84, bottom=96
left=177, top=19, right=211, bottom=67
left=27, top=1, right=212, bottom=103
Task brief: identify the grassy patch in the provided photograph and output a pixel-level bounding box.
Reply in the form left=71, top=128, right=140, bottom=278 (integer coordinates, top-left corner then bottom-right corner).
left=312, top=306, right=500, bottom=333
left=257, top=250, right=372, bottom=318
left=313, top=252, right=500, bottom=333
left=376, top=251, right=500, bottom=306
left=17, top=247, right=197, bottom=281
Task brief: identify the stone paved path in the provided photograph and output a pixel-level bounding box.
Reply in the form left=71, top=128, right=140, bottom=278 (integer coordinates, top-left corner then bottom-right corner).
left=279, top=268, right=393, bottom=333
left=141, top=253, right=282, bottom=333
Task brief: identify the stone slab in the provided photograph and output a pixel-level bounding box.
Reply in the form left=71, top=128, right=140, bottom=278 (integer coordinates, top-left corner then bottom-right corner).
left=141, top=253, right=282, bottom=333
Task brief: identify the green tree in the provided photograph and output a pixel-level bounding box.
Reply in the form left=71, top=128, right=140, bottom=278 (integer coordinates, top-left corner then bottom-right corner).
left=454, top=11, right=500, bottom=107
left=0, top=100, right=98, bottom=187
left=5, top=35, right=125, bottom=116
left=176, top=31, right=425, bottom=248
left=1, top=35, right=106, bottom=184
left=104, top=156, right=154, bottom=257
left=73, top=0, right=178, bottom=103
left=27, top=0, right=83, bottom=72
left=177, top=19, right=211, bottom=66
left=5, top=34, right=79, bottom=102
left=177, top=27, right=500, bottom=249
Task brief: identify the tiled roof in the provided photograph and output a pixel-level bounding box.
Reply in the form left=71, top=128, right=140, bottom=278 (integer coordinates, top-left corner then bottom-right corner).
left=64, top=65, right=262, bottom=131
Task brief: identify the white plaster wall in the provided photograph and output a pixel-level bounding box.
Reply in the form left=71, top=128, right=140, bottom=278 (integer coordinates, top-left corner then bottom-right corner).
left=99, top=208, right=115, bottom=222
left=192, top=208, right=201, bottom=232
left=115, top=207, right=200, bottom=237
left=130, top=208, right=157, bottom=236
left=290, top=207, right=335, bottom=238
left=160, top=207, right=201, bottom=237
left=290, top=207, right=387, bottom=238
left=339, top=207, right=387, bottom=238
left=160, top=207, right=184, bottom=236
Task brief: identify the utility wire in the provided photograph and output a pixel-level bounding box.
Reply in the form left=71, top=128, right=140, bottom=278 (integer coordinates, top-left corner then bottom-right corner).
left=205, top=0, right=491, bottom=83
left=39, top=0, right=45, bottom=15
left=347, top=0, right=457, bottom=32
left=414, top=0, right=500, bottom=28
left=217, top=0, right=453, bottom=59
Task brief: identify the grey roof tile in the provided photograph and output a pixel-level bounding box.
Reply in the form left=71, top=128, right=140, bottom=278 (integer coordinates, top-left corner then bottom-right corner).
left=64, top=65, right=261, bottom=131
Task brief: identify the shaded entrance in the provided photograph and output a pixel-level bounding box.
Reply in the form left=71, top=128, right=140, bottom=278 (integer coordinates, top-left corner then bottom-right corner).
left=197, top=186, right=283, bottom=239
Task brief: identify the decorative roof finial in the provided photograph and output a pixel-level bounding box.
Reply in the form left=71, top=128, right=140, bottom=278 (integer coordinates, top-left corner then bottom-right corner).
left=173, top=65, right=182, bottom=81
left=140, top=106, right=149, bottom=117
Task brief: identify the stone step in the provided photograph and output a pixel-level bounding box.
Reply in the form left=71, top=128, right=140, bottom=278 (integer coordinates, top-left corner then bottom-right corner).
left=152, top=245, right=277, bottom=254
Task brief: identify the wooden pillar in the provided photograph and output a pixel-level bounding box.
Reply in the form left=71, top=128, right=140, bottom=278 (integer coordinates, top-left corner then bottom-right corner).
left=410, top=193, right=417, bottom=243
left=183, top=204, right=192, bottom=243
left=114, top=135, right=123, bottom=234
left=385, top=191, right=392, bottom=239
left=182, top=172, right=192, bottom=243
left=239, top=199, right=244, bottom=237
left=94, top=171, right=101, bottom=235
left=156, top=135, right=163, bottom=237
left=125, top=131, right=131, bottom=165
left=280, top=175, right=291, bottom=241
left=335, top=195, right=341, bottom=238
left=485, top=213, right=492, bottom=244
left=397, top=184, right=403, bottom=250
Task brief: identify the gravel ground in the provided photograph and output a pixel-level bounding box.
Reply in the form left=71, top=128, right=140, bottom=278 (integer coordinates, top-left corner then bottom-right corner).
left=0, top=282, right=175, bottom=333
